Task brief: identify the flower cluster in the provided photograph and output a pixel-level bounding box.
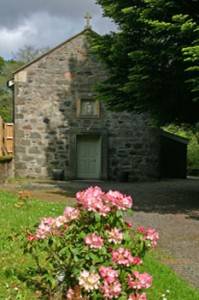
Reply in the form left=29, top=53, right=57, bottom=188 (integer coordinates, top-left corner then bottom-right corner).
left=76, top=186, right=110, bottom=216
left=100, top=279, right=122, bottom=299
left=112, top=248, right=142, bottom=266
left=76, top=268, right=151, bottom=299
left=99, top=266, right=119, bottom=284
left=128, top=293, right=147, bottom=300
left=85, top=233, right=104, bottom=249
left=78, top=270, right=100, bottom=292
left=128, top=271, right=152, bottom=290
left=105, top=190, right=133, bottom=210
left=25, top=186, right=159, bottom=300
left=28, top=207, right=80, bottom=240
left=64, top=207, right=80, bottom=221
left=137, top=226, right=159, bottom=248
left=76, top=186, right=133, bottom=216
left=107, top=228, right=123, bottom=244
left=35, top=217, right=61, bottom=240
left=99, top=266, right=121, bottom=299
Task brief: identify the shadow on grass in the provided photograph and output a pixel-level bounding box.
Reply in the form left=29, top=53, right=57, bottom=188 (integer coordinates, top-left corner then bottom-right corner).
left=16, top=177, right=199, bottom=219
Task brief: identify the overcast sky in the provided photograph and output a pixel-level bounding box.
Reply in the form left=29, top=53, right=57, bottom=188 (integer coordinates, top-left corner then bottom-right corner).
left=0, top=0, right=116, bottom=59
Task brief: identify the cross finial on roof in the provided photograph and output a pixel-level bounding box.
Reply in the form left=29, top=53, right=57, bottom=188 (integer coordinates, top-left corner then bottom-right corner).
left=84, top=12, right=92, bottom=29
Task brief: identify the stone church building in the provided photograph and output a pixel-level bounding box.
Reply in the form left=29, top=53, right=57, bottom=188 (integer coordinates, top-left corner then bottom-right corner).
left=10, top=24, right=167, bottom=181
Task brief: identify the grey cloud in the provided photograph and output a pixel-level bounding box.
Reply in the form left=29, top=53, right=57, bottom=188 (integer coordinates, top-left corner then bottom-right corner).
left=0, top=0, right=116, bottom=58
left=0, top=0, right=102, bottom=29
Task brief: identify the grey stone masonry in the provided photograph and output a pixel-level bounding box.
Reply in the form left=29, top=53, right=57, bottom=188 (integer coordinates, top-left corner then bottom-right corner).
left=14, top=29, right=160, bottom=181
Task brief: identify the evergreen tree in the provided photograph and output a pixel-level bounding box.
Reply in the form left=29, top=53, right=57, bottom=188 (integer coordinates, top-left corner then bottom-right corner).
left=92, top=0, right=199, bottom=125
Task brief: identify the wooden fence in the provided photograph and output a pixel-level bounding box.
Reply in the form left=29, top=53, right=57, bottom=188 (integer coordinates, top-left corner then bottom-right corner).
left=0, top=116, right=14, bottom=156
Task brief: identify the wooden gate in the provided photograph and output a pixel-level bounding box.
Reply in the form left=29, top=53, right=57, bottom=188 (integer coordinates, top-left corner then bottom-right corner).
left=0, top=116, right=14, bottom=156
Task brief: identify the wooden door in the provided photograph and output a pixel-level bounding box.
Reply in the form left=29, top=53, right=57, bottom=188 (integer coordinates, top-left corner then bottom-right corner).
left=77, top=136, right=101, bottom=179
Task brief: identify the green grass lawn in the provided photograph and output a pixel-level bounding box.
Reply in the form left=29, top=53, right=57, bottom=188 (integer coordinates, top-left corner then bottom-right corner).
left=0, top=190, right=199, bottom=300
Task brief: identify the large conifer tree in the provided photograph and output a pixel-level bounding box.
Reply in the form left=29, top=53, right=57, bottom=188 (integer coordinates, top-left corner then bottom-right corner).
left=92, top=0, right=199, bottom=125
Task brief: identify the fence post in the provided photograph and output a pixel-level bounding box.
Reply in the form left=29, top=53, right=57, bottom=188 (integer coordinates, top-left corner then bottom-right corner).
left=0, top=117, right=3, bottom=156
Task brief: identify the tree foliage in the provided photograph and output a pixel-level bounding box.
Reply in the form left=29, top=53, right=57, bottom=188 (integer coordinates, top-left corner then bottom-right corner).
left=183, top=45, right=199, bottom=103
left=92, top=0, right=199, bottom=125
left=12, top=45, right=49, bottom=63
left=0, top=59, right=22, bottom=122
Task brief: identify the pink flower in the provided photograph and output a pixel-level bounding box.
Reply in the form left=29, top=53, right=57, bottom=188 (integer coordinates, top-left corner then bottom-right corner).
left=100, top=280, right=122, bottom=299
left=85, top=233, right=104, bottom=249
left=128, top=271, right=152, bottom=290
left=35, top=217, right=55, bottom=239
left=137, top=226, right=146, bottom=234
left=64, top=207, right=80, bottom=222
left=76, top=186, right=104, bottom=207
left=35, top=228, right=47, bottom=240
left=112, top=248, right=142, bottom=266
left=126, top=222, right=133, bottom=228
left=145, top=228, right=159, bottom=247
left=107, top=228, right=123, bottom=244
left=41, top=217, right=55, bottom=226
left=55, top=216, right=68, bottom=228
left=130, top=256, right=142, bottom=265
left=105, top=190, right=133, bottom=210
left=76, top=186, right=110, bottom=216
left=93, top=200, right=111, bottom=216
left=76, top=186, right=132, bottom=215
left=128, top=293, right=147, bottom=300
left=27, top=234, right=37, bottom=241
left=35, top=215, right=69, bottom=239
left=137, top=227, right=159, bottom=248
left=99, top=266, right=119, bottom=284
left=66, top=288, right=75, bottom=299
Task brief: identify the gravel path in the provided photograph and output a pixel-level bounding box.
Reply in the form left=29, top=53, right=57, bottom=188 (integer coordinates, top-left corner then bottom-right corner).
left=129, top=178, right=199, bottom=289
left=1, top=178, right=199, bottom=288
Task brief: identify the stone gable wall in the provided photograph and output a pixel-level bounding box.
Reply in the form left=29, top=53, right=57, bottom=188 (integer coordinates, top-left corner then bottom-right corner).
left=14, top=31, right=160, bottom=181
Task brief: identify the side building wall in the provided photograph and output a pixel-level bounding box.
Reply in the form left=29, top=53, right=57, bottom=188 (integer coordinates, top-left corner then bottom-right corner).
left=14, top=31, right=160, bottom=181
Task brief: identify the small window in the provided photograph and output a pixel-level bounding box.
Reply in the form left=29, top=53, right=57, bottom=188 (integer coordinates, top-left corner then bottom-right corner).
left=77, top=99, right=100, bottom=118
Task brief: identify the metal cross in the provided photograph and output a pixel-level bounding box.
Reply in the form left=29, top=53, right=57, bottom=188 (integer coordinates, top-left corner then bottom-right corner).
left=84, top=12, right=92, bottom=29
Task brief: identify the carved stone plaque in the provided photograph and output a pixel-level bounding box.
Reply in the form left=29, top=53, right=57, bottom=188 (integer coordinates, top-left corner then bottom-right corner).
left=81, top=100, right=96, bottom=116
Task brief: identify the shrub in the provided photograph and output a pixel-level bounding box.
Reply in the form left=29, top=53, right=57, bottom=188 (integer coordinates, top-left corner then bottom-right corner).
left=24, top=186, right=159, bottom=299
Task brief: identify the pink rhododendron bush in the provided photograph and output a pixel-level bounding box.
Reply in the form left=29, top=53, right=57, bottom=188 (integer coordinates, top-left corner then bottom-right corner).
left=24, top=186, right=159, bottom=299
